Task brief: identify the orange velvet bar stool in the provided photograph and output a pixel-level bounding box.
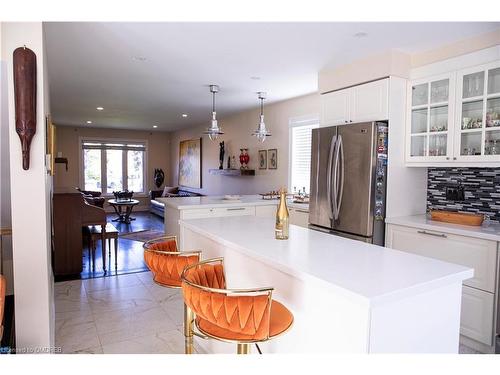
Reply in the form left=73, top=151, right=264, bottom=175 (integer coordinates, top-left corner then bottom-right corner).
left=143, top=235, right=201, bottom=353
left=181, top=258, right=294, bottom=354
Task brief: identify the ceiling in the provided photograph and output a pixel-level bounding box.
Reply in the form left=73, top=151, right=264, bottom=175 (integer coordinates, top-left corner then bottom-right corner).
left=44, top=22, right=500, bottom=131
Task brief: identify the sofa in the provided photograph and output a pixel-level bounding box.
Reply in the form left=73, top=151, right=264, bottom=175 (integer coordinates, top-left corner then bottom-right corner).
left=149, top=187, right=203, bottom=218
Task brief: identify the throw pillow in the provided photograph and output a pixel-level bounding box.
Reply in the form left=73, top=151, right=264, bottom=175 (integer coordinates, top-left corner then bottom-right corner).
left=161, top=186, right=178, bottom=197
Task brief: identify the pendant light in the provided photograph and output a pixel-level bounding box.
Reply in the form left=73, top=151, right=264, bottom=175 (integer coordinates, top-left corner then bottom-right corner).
left=203, top=84, right=224, bottom=141
left=252, top=92, right=271, bottom=142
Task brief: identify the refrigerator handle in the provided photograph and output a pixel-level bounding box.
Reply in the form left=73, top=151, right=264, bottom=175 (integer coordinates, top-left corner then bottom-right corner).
left=326, top=134, right=336, bottom=220
left=336, top=135, right=345, bottom=220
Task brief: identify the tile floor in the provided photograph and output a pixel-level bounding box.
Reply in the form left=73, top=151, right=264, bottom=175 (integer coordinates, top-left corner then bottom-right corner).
left=55, top=271, right=205, bottom=354
left=55, top=271, right=483, bottom=354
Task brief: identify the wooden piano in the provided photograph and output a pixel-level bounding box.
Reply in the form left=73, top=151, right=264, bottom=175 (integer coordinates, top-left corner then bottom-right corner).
left=53, top=189, right=107, bottom=276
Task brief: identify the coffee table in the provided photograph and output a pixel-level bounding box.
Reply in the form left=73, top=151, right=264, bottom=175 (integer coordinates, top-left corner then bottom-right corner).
left=108, top=199, right=140, bottom=224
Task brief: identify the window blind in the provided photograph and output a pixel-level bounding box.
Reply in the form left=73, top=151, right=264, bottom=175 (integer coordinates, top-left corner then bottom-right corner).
left=290, top=124, right=317, bottom=194
left=82, top=141, right=146, bottom=152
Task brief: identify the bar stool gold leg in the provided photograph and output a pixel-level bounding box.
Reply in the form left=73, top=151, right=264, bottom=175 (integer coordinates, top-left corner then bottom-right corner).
left=237, top=343, right=251, bottom=354
left=184, top=303, right=194, bottom=354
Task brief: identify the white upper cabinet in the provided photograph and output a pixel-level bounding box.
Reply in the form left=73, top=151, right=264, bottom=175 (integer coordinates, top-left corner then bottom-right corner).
left=321, top=89, right=350, bottom=126
left=454, top=61, right=500, bottom=163
left=321, top=78, right=389, bottom=127
left=350, top=79, right=389, bottom=123
left=406, top=73, right=456, bottom=163
left=406, top=60, right=500, bottom=166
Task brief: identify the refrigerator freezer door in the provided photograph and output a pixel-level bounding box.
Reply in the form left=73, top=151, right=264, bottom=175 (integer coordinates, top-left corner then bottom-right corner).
left=333, top=122, right=377, bottom=237
left=309, top=126, right=337, bottom=229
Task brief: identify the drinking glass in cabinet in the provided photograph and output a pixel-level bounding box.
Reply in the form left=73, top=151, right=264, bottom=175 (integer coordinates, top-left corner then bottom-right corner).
left=460, top=132, right=482, bottom=156
left=410, top=135, right=426, bottom=157
left=487, top=67, right=500, bottom=95
left=430, top=106, right=448, bottom=132
left=411, top=108, right=428, bottom=133
left=412, top=83, right=428, bottom=106
left=462, top=100, right=483, bottom=130
left=485, top=130, right=500, bottom=155
left=430, top=79, right=449, bottom=104
left=462, top=71, right=484, bottom=99
left=429, top=134, right=447, bottom=156
left=486, top=97, right=500, bottom=128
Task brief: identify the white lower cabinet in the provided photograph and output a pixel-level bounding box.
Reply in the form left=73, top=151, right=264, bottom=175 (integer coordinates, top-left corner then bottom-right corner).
left=386, top=223, right=499, bottom=347
left=289, top=207, right=309, bottom=228
left=461, top=286, right=495, bottom=345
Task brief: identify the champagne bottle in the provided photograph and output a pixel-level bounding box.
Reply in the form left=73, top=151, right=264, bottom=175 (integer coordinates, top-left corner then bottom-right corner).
left=275, top=188, right=289, bottom=240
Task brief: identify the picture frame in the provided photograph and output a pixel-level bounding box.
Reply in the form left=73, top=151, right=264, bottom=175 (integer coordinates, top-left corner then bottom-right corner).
left=178, top=138, right=202, bottom=189
left=258, top=150, right=267, bottom=169
left=268, top=148, right=277, bottom=169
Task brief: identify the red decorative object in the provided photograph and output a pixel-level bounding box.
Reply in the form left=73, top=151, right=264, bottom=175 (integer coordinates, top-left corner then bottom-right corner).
left=239, top=148, right=249, bottom=169
left=13, top=46, right=37, bottom=170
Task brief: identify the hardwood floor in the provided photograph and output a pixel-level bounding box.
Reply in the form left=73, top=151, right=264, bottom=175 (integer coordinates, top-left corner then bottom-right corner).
left=78, top=211, right=163, bottom=280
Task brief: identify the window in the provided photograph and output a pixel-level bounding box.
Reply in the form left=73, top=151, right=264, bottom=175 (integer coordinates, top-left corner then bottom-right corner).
left=289, top=116, right=319, bottom=194
left=82, top=139, right=147, bottom=194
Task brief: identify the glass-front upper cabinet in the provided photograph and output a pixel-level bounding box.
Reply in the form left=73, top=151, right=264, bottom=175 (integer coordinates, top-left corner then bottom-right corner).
left=407, top=73, right=455, bottom=161
left=455, top=61, right=500, bottom=161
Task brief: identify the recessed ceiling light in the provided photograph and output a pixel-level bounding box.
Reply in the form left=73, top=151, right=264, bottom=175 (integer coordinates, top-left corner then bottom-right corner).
left=132, top=56, right=147, bottom=62
left=250, top=76, right=261, bottom=80
left=86, top=120, right=92, bottom=124
left=182, top=114, right=188, bottom=118
left=96, top=107, right=104, bottom=111
left=354, top=32, right=368, bottom=38
left=153, top=125, right=158, bottom=128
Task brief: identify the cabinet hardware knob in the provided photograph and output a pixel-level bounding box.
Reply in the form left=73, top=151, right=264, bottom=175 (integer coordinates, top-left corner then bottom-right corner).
left=453, top=157, right=457, bottom=160
left=446, top=157, right=450, bottom=160
left=344, top=120, right=348, bottom=123
left=350, top=120, right=353, bottom=123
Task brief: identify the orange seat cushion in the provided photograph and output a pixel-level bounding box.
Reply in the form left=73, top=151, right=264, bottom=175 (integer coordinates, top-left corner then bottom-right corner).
left=197, top=300, right=293, bottom=342
left=144, top=239, right=199, bottom=287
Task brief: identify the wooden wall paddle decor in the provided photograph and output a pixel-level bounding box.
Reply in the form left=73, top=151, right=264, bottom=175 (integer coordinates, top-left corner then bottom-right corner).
left=13, top=46, right=37, bottom=170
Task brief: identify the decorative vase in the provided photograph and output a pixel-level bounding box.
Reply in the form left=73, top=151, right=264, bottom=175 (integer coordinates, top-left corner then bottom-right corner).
left=239, top=149, right=250, bottom=169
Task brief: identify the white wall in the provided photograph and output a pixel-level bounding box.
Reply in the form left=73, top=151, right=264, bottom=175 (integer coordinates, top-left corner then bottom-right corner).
left=169, top=93, right=320, bottom=195
left=0, top=23, right=14, bottom=296
left=2, top=22, right=54, bottom=349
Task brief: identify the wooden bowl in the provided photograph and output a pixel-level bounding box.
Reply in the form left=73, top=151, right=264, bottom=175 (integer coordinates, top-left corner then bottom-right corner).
left=430, top=210, right=484, bottom=226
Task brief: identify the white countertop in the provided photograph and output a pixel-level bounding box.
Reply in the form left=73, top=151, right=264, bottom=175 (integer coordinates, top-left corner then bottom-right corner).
left=158, top=194, right=309, bottom=211
left=180, top=216, right=472, bottom=306
left=386, top=214, right=500, bottom=242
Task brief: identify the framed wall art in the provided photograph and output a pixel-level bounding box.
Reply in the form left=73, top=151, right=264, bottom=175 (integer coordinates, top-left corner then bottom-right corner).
left=268, top=148, right=277, bottom=169
left=258, top=149, right=267, bottom=169
left=178, top=138, right=202, bottom=189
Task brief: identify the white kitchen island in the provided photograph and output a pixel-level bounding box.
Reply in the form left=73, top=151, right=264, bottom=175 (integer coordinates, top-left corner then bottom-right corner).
left=158, top=195, right=310, bottom=244
left=180, top=216, right=473, bottom=354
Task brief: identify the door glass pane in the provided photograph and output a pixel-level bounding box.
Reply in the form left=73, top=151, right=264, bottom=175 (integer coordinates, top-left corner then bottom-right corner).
left=430, top=105, right=448, bottom=132
left=463, top=71, right=484, bottom=99
left=485, top=130, right=500, bottom=155
left=83, top=149, right=101, bottom=192
left=461, top=100, right=484, bottom=130
left=486, top=97, right=500, bottom=128
left=127, top=150, right=144, bottom=193
left=487, top=67, right=500, bottom=95
left=430, top=79, right=449, bottom=103
left=106, top=149, right=123, bottom=193
left=411, top=108, right=427, bottom=133
left=410, top=135, right=427, bottom=157
left=429, top=134, right=447, bottom=157
left=412, top=83, right=428, bottom=106
left=460, top=132, right=482, bottom=156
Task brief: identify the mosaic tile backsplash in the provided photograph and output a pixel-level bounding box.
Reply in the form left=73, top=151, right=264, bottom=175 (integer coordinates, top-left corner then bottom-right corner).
left=427, top=168, right=500, bottom=223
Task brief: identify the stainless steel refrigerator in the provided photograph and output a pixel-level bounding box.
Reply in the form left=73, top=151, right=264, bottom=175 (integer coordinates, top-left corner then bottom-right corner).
left=309, top=121, right=388, bottom=246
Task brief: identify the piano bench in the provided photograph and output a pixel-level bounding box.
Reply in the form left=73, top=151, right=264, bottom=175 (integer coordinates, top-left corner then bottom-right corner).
left=87, top=223, right=119, bottom=272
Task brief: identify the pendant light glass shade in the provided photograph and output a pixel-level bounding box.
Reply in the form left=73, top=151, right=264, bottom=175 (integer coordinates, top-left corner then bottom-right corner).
left=204, top=85, right=224, bottom=140
left=252, top=92, right=271, bottom=142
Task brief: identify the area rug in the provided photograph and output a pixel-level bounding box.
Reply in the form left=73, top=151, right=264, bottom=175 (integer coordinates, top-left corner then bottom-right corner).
left=119, top=229, right=166, bottom=242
